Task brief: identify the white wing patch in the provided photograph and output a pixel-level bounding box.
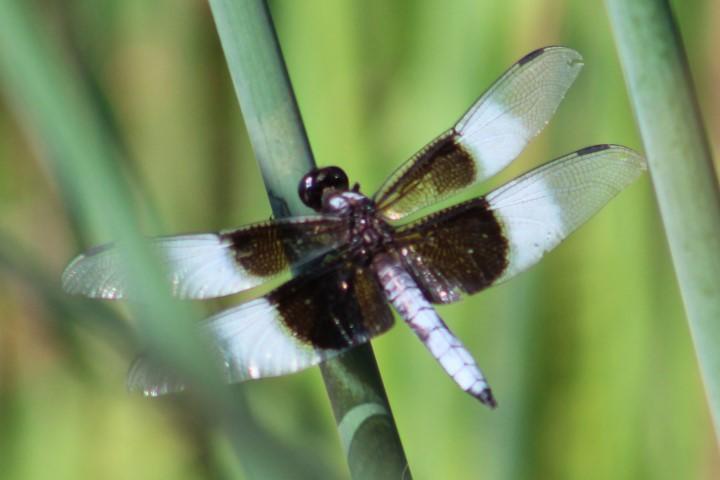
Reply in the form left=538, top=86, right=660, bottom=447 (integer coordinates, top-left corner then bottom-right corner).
left=455, top=46, right=584, bottom=180
left=126, top=298, right=340, bottom=396
left=204, top=298, right=338, bottom=383
left=456, top=100, right=528, bottom=175
left=61, top=235, right=264, bottom=300
left=487, top=145, right=646, bottom=283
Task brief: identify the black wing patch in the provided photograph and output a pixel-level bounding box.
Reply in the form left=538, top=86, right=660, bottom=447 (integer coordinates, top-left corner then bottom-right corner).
left=273, top=258, right=395, bottom=350
left=373, top=132, right=478, bottom=221
left=395, top=198, right=509, bottom=304
left=220, top=217, right=348, bottom=279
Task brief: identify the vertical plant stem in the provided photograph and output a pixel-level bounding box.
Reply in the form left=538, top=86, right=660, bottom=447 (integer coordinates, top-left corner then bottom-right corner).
left=207, top=0, right=410, bottom=477
left=605, top=0, right=720, bottom=441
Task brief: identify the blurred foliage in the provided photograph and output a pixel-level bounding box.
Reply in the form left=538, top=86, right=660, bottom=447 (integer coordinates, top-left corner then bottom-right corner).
left=0, top=0, right=718, bottom=479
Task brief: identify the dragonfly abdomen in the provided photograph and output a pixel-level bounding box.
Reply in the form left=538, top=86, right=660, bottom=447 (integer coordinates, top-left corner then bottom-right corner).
left=373, top=253, right=496, bottom=407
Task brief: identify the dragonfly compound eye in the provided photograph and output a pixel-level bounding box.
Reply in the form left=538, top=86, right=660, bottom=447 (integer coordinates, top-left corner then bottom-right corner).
left=298, top=166, right=349, bottom=211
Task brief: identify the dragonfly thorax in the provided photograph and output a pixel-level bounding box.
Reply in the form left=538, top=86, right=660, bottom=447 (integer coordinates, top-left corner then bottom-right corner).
left=322, top=190, right=368, bottom=214
left=323, top=190, right=394, bottom=260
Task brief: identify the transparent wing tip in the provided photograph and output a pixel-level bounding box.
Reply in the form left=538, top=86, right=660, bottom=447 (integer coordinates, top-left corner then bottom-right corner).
left=518, top=45, right=584, bottom=68
left=60, top=253, right=85, bottom=294
left=126, top=355, right=186, bottom=397
left=586, top=144, right=648, bottom=172
left=60, top=243, right=126, bottom=299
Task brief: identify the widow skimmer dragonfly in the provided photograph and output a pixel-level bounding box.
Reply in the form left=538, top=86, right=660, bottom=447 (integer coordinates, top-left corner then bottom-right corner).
left=62, top=46, right=646, bottom=408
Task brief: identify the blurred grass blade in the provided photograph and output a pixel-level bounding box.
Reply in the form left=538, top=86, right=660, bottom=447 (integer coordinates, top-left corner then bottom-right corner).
left=0, top=0, right=222, bottom=407
left=208, top=0, right=411, bottom=477
left=0, top=1, right=333, bottom=478
left=605, top=0, right=720, bottom=440
left=0, top=231, right=133, bottom=352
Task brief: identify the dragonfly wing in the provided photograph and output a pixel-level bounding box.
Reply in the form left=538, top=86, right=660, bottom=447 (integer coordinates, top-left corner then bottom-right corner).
left=62, top=216, right=348, bottom=300
left=395, top=145, right=646, bottom=303
left=374, top=46, right=584, bottom=221
left=127, top=257, right=394, bottom=395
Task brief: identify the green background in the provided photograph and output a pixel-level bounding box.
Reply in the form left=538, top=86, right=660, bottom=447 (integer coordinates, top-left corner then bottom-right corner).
left=0, top=0, right=718, bottom=478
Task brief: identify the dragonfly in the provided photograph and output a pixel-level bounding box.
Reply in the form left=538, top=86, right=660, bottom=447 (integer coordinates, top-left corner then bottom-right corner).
left=62, top=46, right=646, bottom=408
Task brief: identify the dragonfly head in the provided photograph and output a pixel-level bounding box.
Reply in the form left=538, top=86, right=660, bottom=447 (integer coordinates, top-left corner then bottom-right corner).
left=298, top=166, right=350, bottom=212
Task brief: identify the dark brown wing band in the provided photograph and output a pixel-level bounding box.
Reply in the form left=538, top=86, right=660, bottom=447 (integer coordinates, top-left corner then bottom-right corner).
left=220, top=216, right=348, bottom=278
left=394, top=198, right=509, bottom=304
left=373, top=131, right=477, bottom=221
left=272, top=257, right=395, bottom=350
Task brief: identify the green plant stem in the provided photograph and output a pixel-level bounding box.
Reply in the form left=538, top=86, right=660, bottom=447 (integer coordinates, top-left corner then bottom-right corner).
left=208, top=0, right=410, bottom=477
left=605, top=0, right=720, bottom=441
